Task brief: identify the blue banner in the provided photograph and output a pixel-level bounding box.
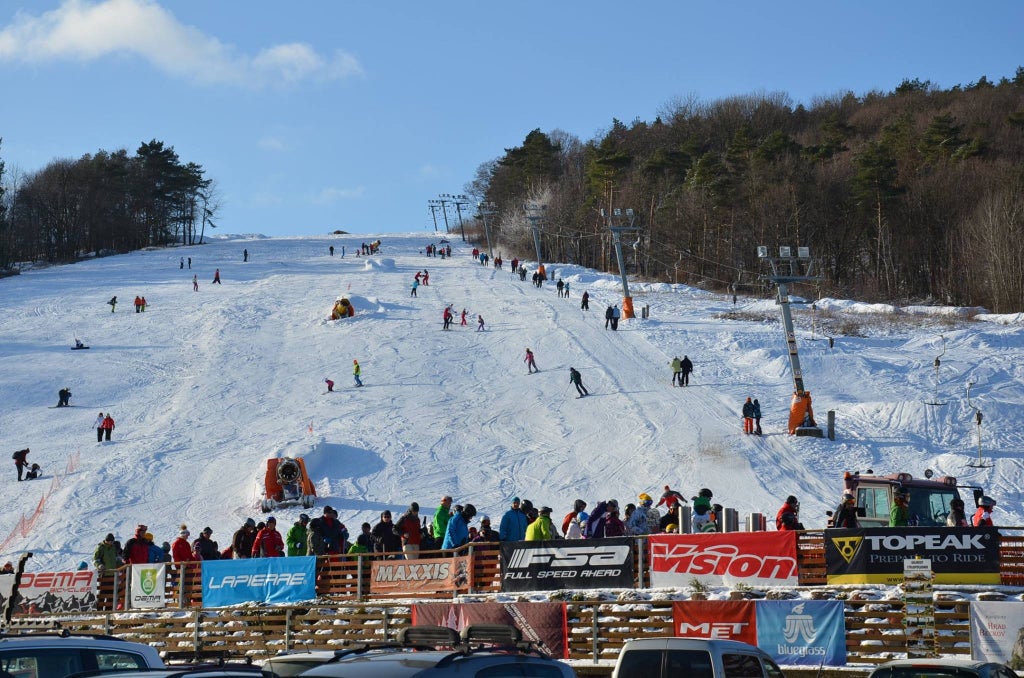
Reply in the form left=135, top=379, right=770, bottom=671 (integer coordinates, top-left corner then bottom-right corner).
left=201, top=557, right=316, bottom=607
left=755, top=600, right=846, bottom=666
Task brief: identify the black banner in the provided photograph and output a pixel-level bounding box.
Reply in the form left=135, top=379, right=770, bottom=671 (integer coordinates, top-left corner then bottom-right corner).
left=824, top=527, right=1000, bottom=585
left=500, top=538, right=634, bottom=591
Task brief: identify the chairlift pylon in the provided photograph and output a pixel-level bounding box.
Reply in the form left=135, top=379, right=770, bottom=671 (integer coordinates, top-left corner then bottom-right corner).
left=964, top=383, right=993, bottom=468
left=924, top=334, right=947, bottom=406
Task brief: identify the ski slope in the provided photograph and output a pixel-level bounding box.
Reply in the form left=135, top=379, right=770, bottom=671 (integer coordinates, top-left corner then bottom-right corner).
left=1, top=233, right=1022, bottom=570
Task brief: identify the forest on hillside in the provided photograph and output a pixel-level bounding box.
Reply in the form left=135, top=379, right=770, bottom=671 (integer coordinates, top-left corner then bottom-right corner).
left=465, top=68, right=1024, bottom=313
left=0, top=139, right=218, bottom=270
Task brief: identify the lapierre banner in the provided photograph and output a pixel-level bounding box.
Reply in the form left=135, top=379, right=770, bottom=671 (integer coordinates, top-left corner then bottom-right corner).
left=202, top=556, right=315, bottom=606
left=649, top=532, right=799, bottom=587
left=970, top=601, right=1024, bottom=663
left=1, top=571, right=97, bottom=613
left=371, top=555, right=472, bottom=594
left=413, top=602, right=568, bottom=658
left=824, top=527, right=1000, bottom=584
left=500, top=538, right=633, bottom=592
left=129, top=563, right=167, bottom=609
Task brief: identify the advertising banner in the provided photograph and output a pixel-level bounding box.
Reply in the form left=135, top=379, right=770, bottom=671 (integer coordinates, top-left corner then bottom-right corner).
left=2, top=571, right=97, bottom=614
left=499, top=538, right=633, bottom=592
left=824, top=527, right=1000, bottom=584
left=412, top=602, right=568, bottom=658
left=371, top=555, right=472, bottom=594
left=970, top=601, right=1024, bottom=663
left=202, top=556, right=315, bottom=606
left=650, top=532, right=798, bottom=587
left=756, top=600, right=847, bottom=666
left=672, top=600, right=757, bottom=644
left=129, top=563, right=166, bottom=609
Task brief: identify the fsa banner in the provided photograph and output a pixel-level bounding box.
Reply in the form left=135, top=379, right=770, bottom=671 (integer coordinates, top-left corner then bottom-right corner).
left=650, top=532, right=798, bottom=587
left=6, top=571, right=97, bottom=614
left=756, top=600, right=846, bottom=666
left=412, top=602, right=568, bottom=658
left=371, top=556, right=472, bottom=595
left=202, top=556, right=315, bottom=606
left=500, top=538, right=633, bottom=592
left=672, top=600, right=757, bottom=645
left=970, top=601, right=1024, bottom=663
left=824, top=527, right=1000, bottom=585
left=129, top=563, right=166, bottom=609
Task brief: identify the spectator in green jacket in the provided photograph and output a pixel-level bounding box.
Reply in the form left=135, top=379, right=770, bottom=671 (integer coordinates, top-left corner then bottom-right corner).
left=93, top=533, right=121, bottom=573
left=890, top=491, right=912, bottom=527
left=525, top=507, right=555, bottom=541
left=286, top=514, right=310, bottom=556
left=433, top=495, right=453, bottom=542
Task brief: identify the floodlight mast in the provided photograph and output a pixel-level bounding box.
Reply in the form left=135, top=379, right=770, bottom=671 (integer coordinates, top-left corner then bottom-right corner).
left=478, top=201, right=496, bottom=258
left=606, top=207, right=640, bottom=318
left=758, top=245, right=823, bottom=436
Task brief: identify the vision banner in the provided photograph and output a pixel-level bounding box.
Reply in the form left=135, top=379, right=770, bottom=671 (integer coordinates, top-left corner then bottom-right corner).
left=756, top=600, right=847, bottom=666
left=970, top=601, right=1024, bottom=663
left=650, top=532, right=799, bottom=587
left=5, top=571, right=97, bottom=613
left=824, top=527, right=1000, bottom=584
left=412, top=602, right=568, bottom=658
left=370, top=555, right=472, bottom=595
left=499, top=538, right=633, bottom=592
left=201, top=556, right=315, bottom=606
left=129, top=563, right=166, bottom=609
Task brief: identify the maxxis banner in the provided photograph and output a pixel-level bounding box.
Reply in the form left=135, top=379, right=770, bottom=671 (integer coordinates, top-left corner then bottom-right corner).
left=500, top=538, right=633, bottom=591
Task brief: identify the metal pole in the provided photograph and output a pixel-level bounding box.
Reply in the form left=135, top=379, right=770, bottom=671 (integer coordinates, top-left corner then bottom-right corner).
left=454, top=198, right=467, bottom=242
left=777, top=280, right=806, bottom=395
left=610, top=229, right=632, bottom=299
left=438, top=196, right=451, bottom=233
left=479, top=203, right=495, bottom=258
left=428, top=203, right=440, bottom=233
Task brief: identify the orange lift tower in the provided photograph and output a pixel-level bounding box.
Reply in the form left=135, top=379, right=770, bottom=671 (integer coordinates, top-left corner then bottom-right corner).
left=757, top=245, right=824, bottom=437
left=606, top=207, right=640, bottom=319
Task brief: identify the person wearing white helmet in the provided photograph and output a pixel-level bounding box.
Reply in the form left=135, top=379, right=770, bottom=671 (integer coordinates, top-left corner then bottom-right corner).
left=833, top=492, right=860, bottom=528
left=973, top=496, right=997, bottom=527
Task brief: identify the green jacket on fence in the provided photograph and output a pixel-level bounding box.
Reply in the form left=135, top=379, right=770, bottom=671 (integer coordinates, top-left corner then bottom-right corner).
left=286, top=522, right=308, bottom=556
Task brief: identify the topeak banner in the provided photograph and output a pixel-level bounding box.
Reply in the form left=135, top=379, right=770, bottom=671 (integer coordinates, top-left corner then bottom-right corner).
left=500, top=538, right=633, bottom=591
left=824, top=527, right=1000, bottom=584
left=130, top=563, right=167, bottom=609
left=202, top=556, right=315, bottom=606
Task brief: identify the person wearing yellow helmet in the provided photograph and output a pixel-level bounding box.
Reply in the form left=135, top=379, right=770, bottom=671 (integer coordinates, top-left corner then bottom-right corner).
left=665, top=523, right=678, bottom=533
left=628, top=492, right=661, bottom=535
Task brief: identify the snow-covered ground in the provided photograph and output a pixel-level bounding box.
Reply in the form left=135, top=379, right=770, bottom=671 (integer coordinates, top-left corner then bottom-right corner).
left=1, top=233, right=1021, bottom=571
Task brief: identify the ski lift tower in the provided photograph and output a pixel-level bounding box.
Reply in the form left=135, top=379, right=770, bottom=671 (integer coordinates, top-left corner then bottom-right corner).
left=524, top=203, right=546, bottom=272
left=605, top=207, right=640, bottom=319
left=758, top=245, right=824, bottom=437
left=477, top=201, right=496, bottom=258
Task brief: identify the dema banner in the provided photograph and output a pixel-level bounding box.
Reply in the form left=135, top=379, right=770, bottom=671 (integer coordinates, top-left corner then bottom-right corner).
left=129, top=563, right=166, bottom=609
left=202, top=556, right=315, bottom=606
left=756, top=600, right=846, bottom=666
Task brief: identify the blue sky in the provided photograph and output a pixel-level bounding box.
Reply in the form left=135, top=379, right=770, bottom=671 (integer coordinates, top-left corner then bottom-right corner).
left=1, top=1, right=1021, bottom=237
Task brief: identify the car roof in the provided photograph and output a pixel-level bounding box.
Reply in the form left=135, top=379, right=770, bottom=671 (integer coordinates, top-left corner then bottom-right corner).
left=299, top=649, right=573, bottom=678
left=620, top=637, right=768, bottom=653
left=873, top=659, right=998, bottom=669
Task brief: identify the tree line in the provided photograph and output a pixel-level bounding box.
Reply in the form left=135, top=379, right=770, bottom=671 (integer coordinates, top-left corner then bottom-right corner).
left=0, top=139, right=219, bottom=270
left=465, top=67, right=1024, bottom=313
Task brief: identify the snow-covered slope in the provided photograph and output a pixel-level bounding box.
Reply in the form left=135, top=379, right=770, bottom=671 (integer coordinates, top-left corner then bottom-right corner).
left=1, top=233, right=1021, bottom=570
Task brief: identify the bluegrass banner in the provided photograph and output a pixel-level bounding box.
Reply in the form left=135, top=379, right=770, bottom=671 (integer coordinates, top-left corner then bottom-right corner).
left=650, top=532, right=798, bottom=587
left=824, top=527, right=1000, bottom=584
left=201, top=556, right=316, bottom=606
left=500, top=538, right=633, bottom=592
left=756, top=600, right=847, bottom=666
left=370, top=555, right=472, bottom=595
left=412, top=602, right=568, bottom=658
left=129, top=563, right=166, bottom=609
left=970, top=601, right=1024, bottom=663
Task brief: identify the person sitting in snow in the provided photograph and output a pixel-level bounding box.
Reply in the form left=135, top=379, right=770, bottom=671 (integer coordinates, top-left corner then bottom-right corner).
left=57, top=387, right=72, bottom=407
left=24, top=463, right=41, bottom=480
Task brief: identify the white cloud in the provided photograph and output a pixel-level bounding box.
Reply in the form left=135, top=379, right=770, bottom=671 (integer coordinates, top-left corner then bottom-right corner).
left=313, top=186, right=365, bottom=204
left=0, top=0, right=364, bottom=87
left=258, top=136, right=290, bottom=152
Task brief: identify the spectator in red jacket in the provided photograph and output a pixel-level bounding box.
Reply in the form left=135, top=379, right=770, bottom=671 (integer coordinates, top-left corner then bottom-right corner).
left=170, top=526, right=193, bottom=562
left=101, top=413, right=115, bottom=441
left=395, top=503, right=422, bottom=559
left=252, top=516, right=285, bottom=557
left=123, top=524, right=152, bottom=564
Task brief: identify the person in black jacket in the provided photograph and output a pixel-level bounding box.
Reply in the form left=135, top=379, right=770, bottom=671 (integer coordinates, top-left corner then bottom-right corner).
left=13, top=448, right=30, bottom=481
left=832, top=492, right=860, bottom=528
left=232, top=518, right=257, bottom=558
left=680, top=356, right=693, bottom=386
left=371, top=510, right=402, bottom=558
left=605, top=305, right=614, bottom=329
left=308, top=506, right=348, bottom=555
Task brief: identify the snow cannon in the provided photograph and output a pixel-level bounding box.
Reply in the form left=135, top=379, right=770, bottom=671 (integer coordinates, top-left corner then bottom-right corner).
left=789, top=391, right=823, bottom=437
left=261, top=457, right=316, bottom=512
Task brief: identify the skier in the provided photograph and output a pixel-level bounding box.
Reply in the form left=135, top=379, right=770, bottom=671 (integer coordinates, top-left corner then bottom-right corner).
left=973, top=496, right=997, bottom=527
left=776, top=495, right=804, bottom=530
left=414, top=271, right=422, bottom=284
left=74, top=338, right=87, bottom=349
left=556, top=279, right=565, bottom=298
left=563, top=281, right=570, bottom=298
left=569, top=367, right=588, bottom=397
left=611, top=305, right=621, bottom=330
left=108, top=296, right=117, bottom=313
left=140, top=296, right=147, bottom=312
left=742, top=397, right=755, bottom=434
left=329, top=245, right=334, bottom=256
left=946, top=498, right=969, bottom=527
left=670, top=357, right=682, bottom=386
left=179, top=257, right=184, bottom=269
left=353, top=360, right=363, bottom=387
left=134, top=296, right=143, bottom=313
left=286, top=514, right=310, bottom=556
left=324, top=378, right=334, bottom=393
left=187, top=257, right=191, bottom=269
left=832, top=492, right=860, bottom=528
left=94, top=412, right=106, bottom=443
left=604, top=305, right=613, bottom=329
left=13, top=448, right=29, bottom=481
left=477, top=314, right=485, bottom=331
left=524, top=348, right=538, bottom=374
left=581, top=291, right=590, bottom=310
left=101, top=413, right=115, bottom=441
left=519, top=267, right=527, bottom=281
left=461, top=309, right=468, bottom=326
left=243, top=248, right=248, bottom=262
left=193, top=275, right=198, bottom=292
left=24, top=463, right=41, bottom=480
left=212, top=269, right=221, bottom=284
left=410, top=279, right=419, bottom=296
left=422, top=270, right=429, bottom=285
left=57, top=387, right=72, bottom=407
left=442, top=306, right=453, bottom=330
left=680, top=355, right=693, bottom=386
left=753, top=398, right=762, bottom=435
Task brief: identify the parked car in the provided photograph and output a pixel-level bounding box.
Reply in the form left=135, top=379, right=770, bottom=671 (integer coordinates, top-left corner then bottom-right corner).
left=612, top=637, right=785, bottom=678
left=867, top=658, right=1019, bottom=678
left=272, top=624, right=575, bottom=678
left=0, top=632, right=165, bottom=677
left=69, top=667, right=278, bottom=677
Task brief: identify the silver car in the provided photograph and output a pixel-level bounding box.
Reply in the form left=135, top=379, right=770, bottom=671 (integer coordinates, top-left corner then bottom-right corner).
left=868, top=658, right=1019, bottom=678
left=0, top=633, right=164, bottom=677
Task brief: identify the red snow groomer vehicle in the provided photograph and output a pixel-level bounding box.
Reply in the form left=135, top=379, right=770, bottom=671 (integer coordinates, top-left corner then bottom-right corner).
left=261, top=457, right=317, bottom=513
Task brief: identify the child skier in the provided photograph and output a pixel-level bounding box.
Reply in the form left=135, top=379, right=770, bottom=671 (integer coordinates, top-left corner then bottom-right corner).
left=353, top=360, right=363, bottom=387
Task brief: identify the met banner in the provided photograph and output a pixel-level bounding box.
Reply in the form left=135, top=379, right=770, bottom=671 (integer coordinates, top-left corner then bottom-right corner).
left=970, top=601, right=1024, bottom=663
left=650, top=532, right=798, bottom=587
left=672, top=600, right=757, bottom=645
left=824, top=527, right=1000, bottom=584
left=202, top=556, right=315, bottom=606
left=500, top=538, right=633, bottom=592
left=129, top=563, right=166, bottom=609
left=756, top=600, right=846, bottom=666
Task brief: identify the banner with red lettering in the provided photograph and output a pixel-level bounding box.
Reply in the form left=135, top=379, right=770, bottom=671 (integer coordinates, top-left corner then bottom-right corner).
left=412, top=602, right=567, bottom=658
left=672, top=600, right=757, bottom=644
left=649, top=532, right=799, bottom=587
left=11, top=571, right=97, bottom=613
left=371, top=556, right=472, bottom=594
